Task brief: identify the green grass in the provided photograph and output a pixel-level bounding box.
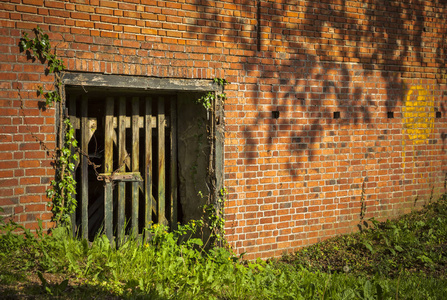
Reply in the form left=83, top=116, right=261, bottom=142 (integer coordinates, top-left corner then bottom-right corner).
left=1, top=195, right=446, bottom=299
left=282, top=195, right=447, bottom=279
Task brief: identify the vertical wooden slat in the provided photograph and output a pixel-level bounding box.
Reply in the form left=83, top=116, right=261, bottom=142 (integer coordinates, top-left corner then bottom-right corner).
left=131, top=97, right=139, bottom=236
left=117, top=97, right=126, bottom=244
left=104, top=97, right=114, bottom=243
left=170, top=97, right=178, bottom=231
left=158, top=97, right=166, bottom=226
left=215, top=93, right=225, bottom=246
left=145, top=98, right=153, bottom=229
left=81, top=95, right=89, bottom=239
left=68, top=96, right=77, bottom=236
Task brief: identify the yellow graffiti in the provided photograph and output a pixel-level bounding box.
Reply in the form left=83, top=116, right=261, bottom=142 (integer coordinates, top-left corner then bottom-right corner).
left=402, top=85, right=435, bottom=145
left=401, top=84, right=437, bottom=185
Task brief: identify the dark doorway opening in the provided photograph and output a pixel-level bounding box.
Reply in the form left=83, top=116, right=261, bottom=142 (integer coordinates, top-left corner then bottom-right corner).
left=65, top=86, right=212, bottom=242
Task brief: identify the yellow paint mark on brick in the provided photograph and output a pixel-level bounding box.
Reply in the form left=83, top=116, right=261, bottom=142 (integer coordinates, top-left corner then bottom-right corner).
left=402, top=85, right=435, bottom=145
left=401, top=84, right=437, bottom=186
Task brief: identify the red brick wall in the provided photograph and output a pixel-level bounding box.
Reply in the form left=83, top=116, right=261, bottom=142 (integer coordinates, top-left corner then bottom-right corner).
left=0, top=0, right=446, bottom=257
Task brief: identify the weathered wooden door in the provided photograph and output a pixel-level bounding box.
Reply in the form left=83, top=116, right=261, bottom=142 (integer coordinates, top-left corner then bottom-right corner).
left=68, top=94, right=178, bottom=243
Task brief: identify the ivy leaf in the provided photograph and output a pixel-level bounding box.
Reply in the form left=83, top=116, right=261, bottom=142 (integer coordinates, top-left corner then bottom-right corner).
left=363, top=241, right=374, bottom=253
left=46, top=189, right=55, bottom=198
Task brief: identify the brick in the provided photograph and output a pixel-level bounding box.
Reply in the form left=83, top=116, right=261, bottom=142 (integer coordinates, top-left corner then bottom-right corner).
left=0, top=188, right=14, bottom=197
left=23, top=0, right=44, bottom=6
left=70, top=11, right=89, bottom=20
left=16, top=6, right=38, bottom=14
left=25, top=203, right=46, bottom=212
left=20, top=195, right=40, bottom=203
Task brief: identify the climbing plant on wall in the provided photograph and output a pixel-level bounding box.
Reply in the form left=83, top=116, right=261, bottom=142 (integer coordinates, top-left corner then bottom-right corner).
left=198, top=78, right=228, bottom=247
left=20, top=27, right=78, bottom=224
left=196, top=78, right=228, bottom=110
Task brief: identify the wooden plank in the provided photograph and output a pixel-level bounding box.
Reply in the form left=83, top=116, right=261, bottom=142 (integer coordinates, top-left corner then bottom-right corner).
left=215, top=111, right=225, bottom=205
left=68, top=96, right=77, bottom=236
left=158, top=97, right=166, bottom=226
left=170, top=97, right=178, bottom=231
left=111, top=129, right=131, bottom=170
left=214, top=96, right=225, bottom=239
left=117, top=97, right=126, bottom=245
left=98, top=172, right=143, bottom=182
left=145, top=98, right=153, bottom=230
left=104, top=97, right=114, bottom=243
left=131, top=97, right=140, bottom=236
left=81, top=95, right=89, bottom=239
left=62, top=73, right=216, bottom=92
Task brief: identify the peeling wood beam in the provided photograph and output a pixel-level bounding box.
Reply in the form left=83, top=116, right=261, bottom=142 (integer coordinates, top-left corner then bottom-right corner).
left=62, top=73, right=218, bottom=92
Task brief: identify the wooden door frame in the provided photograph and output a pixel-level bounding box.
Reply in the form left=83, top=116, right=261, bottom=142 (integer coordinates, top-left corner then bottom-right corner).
left=62, top=73, right=225, bottom=242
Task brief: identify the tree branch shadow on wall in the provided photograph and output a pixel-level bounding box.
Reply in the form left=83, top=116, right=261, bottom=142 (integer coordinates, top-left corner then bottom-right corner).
left=187, top=0, right=446, bottom=191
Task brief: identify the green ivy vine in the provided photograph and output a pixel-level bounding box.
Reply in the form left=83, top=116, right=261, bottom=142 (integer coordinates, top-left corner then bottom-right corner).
left=196, top=78, right=227, bottom=110
left=196, top=77, right=228, bottom=247
left=20, top=27, right=78, bottom=224
left=202, top=187, right=228, bottom=246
